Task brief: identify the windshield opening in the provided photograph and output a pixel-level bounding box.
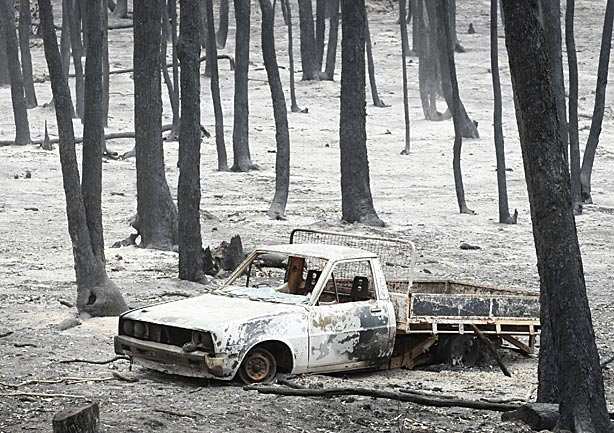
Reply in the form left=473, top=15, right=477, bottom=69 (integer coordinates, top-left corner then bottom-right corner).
left=222, top=252, right=328, bottom=304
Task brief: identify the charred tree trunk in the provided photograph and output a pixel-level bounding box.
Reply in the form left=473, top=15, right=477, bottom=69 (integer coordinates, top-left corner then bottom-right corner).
left=19, top=0, right=37, bottom=108
left=580, top=0, right=614, bottom=204
left=315, top=0, right=325, bottom=71
left=60, top=0, right=71, bottom=77
left=490, top=0, right=515, bottom=224
left=281, top=0, right=304, bottom=112
left=436, top=0, right=474, bottom=214
left=102, top=2, right=110, bottom=128
left=339, top=0, right=383, bottom=227
left=216, top=0, right=229, bottom=49
left=38, top=0, right=127, bottom=317
left=259, top=0, right=290, bottom=219
left=161, top=1, right=180, bottom=139
left=177, top=0, right=206, bottom=282
left=503, top=3, right=613, bottom=431
left=0, top=0, right=31, bottom=145
left=69, top=0, right=85, bottom=118
left=399, top=0, right=411, bottom=154
left=205, top=0, right=229, bottom=171
left=169, top=0, right=180, bottom=138
left=134, top=0, right=178, bottom=250
left=297, top=0, right=318, bottom=80
left=321, top=0, right=339, bottom=81
left=112, top=0, right=127, bottom=18
left=566, top=0, right=581, bottom=213
left=231, top=0, right=256, bottom=171
left=365, top=11, right=386, bottom=108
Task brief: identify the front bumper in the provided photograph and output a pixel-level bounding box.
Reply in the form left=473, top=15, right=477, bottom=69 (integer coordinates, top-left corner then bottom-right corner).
left=114, top=335, right=239, bottom=380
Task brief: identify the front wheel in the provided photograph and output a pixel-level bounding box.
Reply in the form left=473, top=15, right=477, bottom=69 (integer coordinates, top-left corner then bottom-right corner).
left=238, top=347, right=278, bottom=384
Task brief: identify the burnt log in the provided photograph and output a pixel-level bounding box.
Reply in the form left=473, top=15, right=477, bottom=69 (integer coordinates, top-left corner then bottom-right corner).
left=501, top=403, right=559, bottom=431
left=52, top=402, right=100, bottom=433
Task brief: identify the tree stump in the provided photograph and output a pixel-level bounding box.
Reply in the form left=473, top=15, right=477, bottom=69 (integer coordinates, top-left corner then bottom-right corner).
left=501, top=403, right=559, bottom=431
left=52, top=402, right=99, bottom=433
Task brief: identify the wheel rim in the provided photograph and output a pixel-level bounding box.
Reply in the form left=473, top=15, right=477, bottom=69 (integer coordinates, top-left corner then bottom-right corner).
left=243, top=351, right=273, bottom=382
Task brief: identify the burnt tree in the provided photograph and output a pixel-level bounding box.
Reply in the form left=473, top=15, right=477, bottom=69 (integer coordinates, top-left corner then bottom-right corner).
left=321, top=0, right=339, bottom=81
left=566, top=0, right=581, bottom=213
left=38, top=0, right=127, bottom=316
left=112, top=0, right=127, bottom=17
left=161, top=1, right=180, bottom=139
left=259, top=0, right=290, bottom=219
left=365, top=11, right=387, bottom=108
left=216, top=0, right=229, bottom=48
left=339, top=0, right=383, bottom=227
left=503, top=2, right=613, bottom=431
left=133, top=0, right=178, bottom=250
left=297, top=0, right=319, bottom=80
left=204, top=0, right=229, bottom=171
left=315, top=0, right=325, bottom=70
left=399, top=0, right=411, bottom=155
left=281, top=0, right=304, bottom=112
left=231, top=0, right=256, bottom=171
left=490, top=0, right=515, bottom=224
left=177, top=0, right=206, bottom=282
left=69, top=0, right=85, bottom=118
left=19, top=0, right=37, bottom=108
left=580, top=0, right=614, bottom=203
left=0, top=0, right=30, bottom=145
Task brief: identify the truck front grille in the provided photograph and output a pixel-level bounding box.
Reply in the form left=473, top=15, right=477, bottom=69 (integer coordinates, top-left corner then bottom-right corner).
left=119, top=319, right=213, bottom=351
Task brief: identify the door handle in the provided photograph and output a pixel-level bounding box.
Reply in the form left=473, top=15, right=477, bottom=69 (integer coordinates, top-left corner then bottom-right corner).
left=370, top=307, right=382, bottom=313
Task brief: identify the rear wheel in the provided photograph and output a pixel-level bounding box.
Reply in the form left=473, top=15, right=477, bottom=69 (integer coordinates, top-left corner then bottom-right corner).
left=238, top=347, right=278, bottom=384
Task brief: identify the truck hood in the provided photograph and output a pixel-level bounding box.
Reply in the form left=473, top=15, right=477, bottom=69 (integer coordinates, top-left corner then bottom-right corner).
left=122, top=292, right=306, bottom=333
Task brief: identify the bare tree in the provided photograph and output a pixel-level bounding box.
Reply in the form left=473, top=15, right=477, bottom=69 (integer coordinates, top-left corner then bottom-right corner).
left=0, top=0, right=30, bottom=145
left=315, top=0, right=325, bottom=70
left=177, top=0, right=206, bottom=282
left=566, top=0, right=581, bottom=213
left=133, top=0, right=178, bottom=250
left=68, top=0, right=85, bottom=118
left=216, top=0, right=229, bottom=48
left=161, top=1, right=180, bottom=138
left=339, top=0, right=383, bottom=227
left=231, top=0, right=256, bottom=171
left=39, top=0, right=128, bottom=316
left=205, top=0, right=229, bottom=171
left=259, top=0, right=290, bottom=219
left=321, top=0, right=339, bottom=81
left=281, top=0, right=304, bottom=112
left=19, top=0, right=37, bottom=108
left=297, top=0, right=319, bottom=80
left=503, top=2, right=612, bottom=431
left=580, top=0, right=614, bottom=204
left=490, top=0, right=515, bottom=224
left=365, top=11, right=387, bottom=108
left=399, top=0, right=411, bottom=155
left=102, top=2, right=110, bottom=128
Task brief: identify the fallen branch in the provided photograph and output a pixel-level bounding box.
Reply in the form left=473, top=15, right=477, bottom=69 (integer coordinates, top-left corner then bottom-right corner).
left=0, top=331, right=13, bottom=338
left=159, top=291, right=192, bottom=298
left=2, top=391, right=89, bottom=399
left=0, top=376, right=116, bottom=389
left=244, top=385, right=521, bottom=412
left=59, top=355, right=130, bottom=365
left=470, top=324, right=512, bottom=377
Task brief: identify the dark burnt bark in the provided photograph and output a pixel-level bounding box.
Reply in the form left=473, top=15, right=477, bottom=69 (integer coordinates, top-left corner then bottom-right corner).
left=580, top=0, right=614, bottom=204
left=169, top=0, right=180, bottom=138
left=365, top=11, right=387, bottom=108
left=60, top=0, right=71, bottom=77
left=490, top=0, right=515, bottom=224
left=216, top=0, right=229, bottom=49
left=321, top=0, right=339, bottom=81
left=205, top=0, right=229, bottom=171
left=399, top=0, right=411, bottom=154
left=503, top=3, right=613, bottom=431
left=339, top=0, right=383, bottom=227
left=177, top=0, right=205, bottom=282
left=315, top=0, right=325, bottom=71
left=112, top=0, right=127, bottom=18
left=38, top=0, right=127, bottom=317
left=134, top=0, right=178, bottom=250
left=281, top=0, right=304, bottom=112
left=259, top=0, right=290, bottom=219
left=69, top=0, right=85, bottom=118
left=161, top=2, right=180, bottom=138
left=102, top=2, right=110, bottom=128
left=297, top=0, right=318, bottom=80
left=436, top=0, right=473, bottom=214
left=19, top=0, right=37, bottom=108
left=0, top=0, right=31, bottom=145
left=566, top=0, right=581, bottom=213
left=231, top=0, right=256, bottom=171
left=433, top=0, right=478, bottom=139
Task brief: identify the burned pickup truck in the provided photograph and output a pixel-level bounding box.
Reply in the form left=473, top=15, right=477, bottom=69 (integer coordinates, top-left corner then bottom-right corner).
left=114, top=229, right=540, bottom=383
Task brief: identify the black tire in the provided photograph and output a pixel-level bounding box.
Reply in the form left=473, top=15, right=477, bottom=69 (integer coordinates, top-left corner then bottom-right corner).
left=238, top=346, right=278, bottom=384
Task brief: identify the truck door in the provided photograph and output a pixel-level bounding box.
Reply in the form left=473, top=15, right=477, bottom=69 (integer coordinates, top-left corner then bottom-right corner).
left=308, top=259, right=395, bottom=371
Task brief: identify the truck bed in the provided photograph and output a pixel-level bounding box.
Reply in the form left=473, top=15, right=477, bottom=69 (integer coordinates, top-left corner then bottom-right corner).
left=389, top=280, right=540, bottom=337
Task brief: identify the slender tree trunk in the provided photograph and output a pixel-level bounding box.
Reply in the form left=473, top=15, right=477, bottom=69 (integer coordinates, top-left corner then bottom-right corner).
left=199, top=1, right=210, bottom=77
left=161, top=1, right=180, bottom=138
left=231, top=0, right=256, bottom=172
left=399, top=0, right=411, bottom=155
left=216, top=0, right=229, bottom=49
left=205, top=0, right=229, bottom=171
left=19, top=0, right=37, bottom=108
left=112, top=0, right=127, bottom=18
left=69, top=0, right=85, bottom=118
left=39, top=0, right=127, bottom=317
left=259, top=0, right=290, bottom=219
left=102, top=2, right=110, bottom=128
left=490, top=0, right=515, bottom=224
left=297, top=0, right=318, bottom=80
left=169, top=0, right=180, bottom=138
left=0, top=0, right=31, bottom=145
left=134, top=0, right=178, bottom=250
left=339, top=0, right=383, bottom=227
left=580, top=0, right=614, bottom=204
left=436, top=0, right=473, bottom=214
left=365, top=12, right=386, bottom=108
left=321, top=0, right=339, bottom=81
left=315, top=0, right=325, bottom=71
left=177, top=0, right=206, bottom=282
left=503, top=3, right=612, bottom=431
left=566, top=0, right=581, bottom=214
left=282, top=0, right=303, bottom=112
left=60, top=0, right=71, bottom=77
